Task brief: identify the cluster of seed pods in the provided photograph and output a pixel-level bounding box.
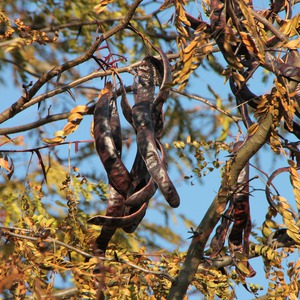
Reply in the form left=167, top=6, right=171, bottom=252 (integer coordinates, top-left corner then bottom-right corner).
left=88, top=48, right=180, bottom=256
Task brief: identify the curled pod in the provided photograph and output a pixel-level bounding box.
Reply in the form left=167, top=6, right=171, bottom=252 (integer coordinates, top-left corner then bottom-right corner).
left=124, top=178, right=156, bottom=207
left=127, top=151, right=150, bottom=195
left=120, top=78, right=133, bottom=127
left=228, top=141, right=255, bottom=278
left=94, top=86, right=131, bottom=196
left=124, top=140, right=167, bottom=207
left=152, top=47, right=172, bottom=108
left=88, top=202, right=148, bottom=228
left=149, top=48, right=172, bottom=138
left=133, top=58, right=180, bottom=208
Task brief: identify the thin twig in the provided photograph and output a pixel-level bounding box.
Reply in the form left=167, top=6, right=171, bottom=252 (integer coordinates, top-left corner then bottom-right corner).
left=171, top=88, right=243, bottom=131
left=3, top=229, right=94, bottom=258
left=251, top=9, right=287, bottom=43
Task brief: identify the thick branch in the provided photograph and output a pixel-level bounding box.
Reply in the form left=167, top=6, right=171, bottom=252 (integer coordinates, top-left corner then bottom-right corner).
left=167, top=113, right=273, bottom=299
left=0, top=0, right=143, bottom=125
left=0, top=112, right=70, bottom=135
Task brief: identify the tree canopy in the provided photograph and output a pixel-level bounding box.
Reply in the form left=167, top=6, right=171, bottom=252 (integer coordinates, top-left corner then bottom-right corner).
left=0, top=0, right=300, bottom=299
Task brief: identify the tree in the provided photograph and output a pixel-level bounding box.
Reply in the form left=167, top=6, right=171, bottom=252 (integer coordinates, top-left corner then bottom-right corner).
left=0, top=0, right=300, bottom=299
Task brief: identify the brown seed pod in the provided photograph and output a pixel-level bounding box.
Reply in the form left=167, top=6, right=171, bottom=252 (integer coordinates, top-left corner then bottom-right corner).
left=93, top=84, right=131, bottom=196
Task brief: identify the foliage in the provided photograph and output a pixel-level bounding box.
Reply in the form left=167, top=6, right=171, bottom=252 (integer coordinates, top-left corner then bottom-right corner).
left=0, top=0, right=300, bottom=299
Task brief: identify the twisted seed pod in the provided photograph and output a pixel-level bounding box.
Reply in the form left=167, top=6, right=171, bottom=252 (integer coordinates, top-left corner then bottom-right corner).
left=93, top=85, right=131, bottom=196
left=120, top=78, right=133, bottom=126
left=88, top=201, right=148, bottom=228
left=91, top=51, right=177, bottom=254
left=152, top=47, right=172, bottom=108
left=109, top=93, right=122, bottom=154
left=133, top=57, right=180, bottom=208
left=125, top=140, right=167, bottom=206
left=151, top=48, right=172, bottom=138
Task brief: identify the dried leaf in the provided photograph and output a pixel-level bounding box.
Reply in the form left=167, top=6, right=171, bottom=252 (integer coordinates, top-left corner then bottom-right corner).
left=70, top=105, right=87, bottom=114
left=247, top=123, right=258, bottom=136
left=42, top=137, right=66, bottom=144
left=93, top=0, right=114, bottom=13
left=240, top=32, right=265, bottom=62
left=68, top=112, right=84, bottom=123
left=62, top=122, right=79, bottom=135
left=280, top=14, right=300, bottom=37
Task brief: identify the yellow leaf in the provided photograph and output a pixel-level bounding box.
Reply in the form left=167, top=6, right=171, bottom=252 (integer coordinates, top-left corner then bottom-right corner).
left=54, top=130, right=66, bottom=137
left=186, top=135, right=191, bottom=144
left=240, top=32, right=264, bottom=62
left=0, top=156, right=11, bottom=171
left=236, top=262, right=251, bottom=275
left=42, top=137, right=65, bottom=144
left=280, top=14, right=300, bottom=37
left=93, top=0, right=114, bottom=13
left=68, top=112, right=83, bottom=123
left=247, top=123, right=258, bottom=136
left=284, top=38, right=300, bottom=49
left=70, top=105, right=87, bottom=114
left=62, top=122, right=79, bottom=135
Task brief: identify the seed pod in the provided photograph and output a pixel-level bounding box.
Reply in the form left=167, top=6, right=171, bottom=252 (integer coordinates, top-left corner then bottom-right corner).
left=125, top=140, right=166, bottom=206
left=120, top=78, right=133, bottom=126
left=152, top=48, right=172, bottom=138
left=133, top=57, right=180, bottom=208
left=93, top=85, right=131, bottom=196
left=109, top=94, right=122, bottom=154
left=88, top=202, right=148, bottom=228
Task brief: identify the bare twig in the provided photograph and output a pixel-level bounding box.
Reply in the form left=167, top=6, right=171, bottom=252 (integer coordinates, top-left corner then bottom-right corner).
left=171, top=88, right=241, bottom=124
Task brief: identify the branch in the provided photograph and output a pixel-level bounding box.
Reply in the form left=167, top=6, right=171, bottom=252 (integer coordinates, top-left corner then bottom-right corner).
left=0, top=13, right=161, bottom=36
left=25, top=287, right=78, bottom=300
left=0, top=0, right=143, bottom=125
left=250, top=9, right=287, bottom=43
left=0, top=112, right=70, bottom=135
left=3, top=229, right=94, bottom=258
left=0, top=83, right=138, bottom=135
left=167, top=112, right=273, bottom=299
